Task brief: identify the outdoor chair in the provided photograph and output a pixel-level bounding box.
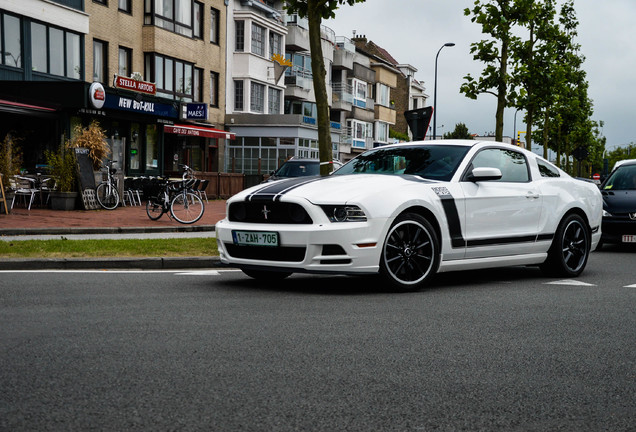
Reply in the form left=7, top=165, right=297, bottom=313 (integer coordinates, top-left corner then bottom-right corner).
left=197, top=179, right=210, bottom=202
left=11, top=176, right=39, bottom=210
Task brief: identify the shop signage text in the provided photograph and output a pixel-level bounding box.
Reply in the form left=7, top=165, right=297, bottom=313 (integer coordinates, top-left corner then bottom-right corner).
left=104, top=94, right=178, bottom=118
left=183, top=103, right=208, bottom=120
left=118, top=98, right=155, bottom=113
left=89, top=82, right=106, bottom=109
left=113, top=75, right=156, bottom=95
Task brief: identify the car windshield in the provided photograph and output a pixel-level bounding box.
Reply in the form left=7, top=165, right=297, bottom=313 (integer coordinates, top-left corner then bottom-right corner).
left=274, top=161, right=319, bottom=178
left=603, top=164, right=636, bottom=190
left=334, top=145, right=470, bottom=181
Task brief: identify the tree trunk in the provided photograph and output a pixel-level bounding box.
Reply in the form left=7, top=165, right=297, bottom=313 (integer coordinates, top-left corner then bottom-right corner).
left=307, top=1, right=332, bottom=176
left=495, top=37, right=508, bottom=142
left=542, top=109, right=549, bottom=160
left=525, top=23, right=535, bottom=152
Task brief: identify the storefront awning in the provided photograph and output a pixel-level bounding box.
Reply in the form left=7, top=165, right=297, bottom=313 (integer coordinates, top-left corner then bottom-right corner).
left=164, top=124, right=235, bottom=139
left=0, top=98, right=57, bottom=116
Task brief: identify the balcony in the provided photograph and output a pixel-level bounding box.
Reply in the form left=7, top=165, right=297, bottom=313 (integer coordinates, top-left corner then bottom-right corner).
left=332, top=83, right=353, bottom=111
left=286, top=25, right=310, bottom=52
left=334, top=37, right=354, bottom=70
left=374, top=104, right=396, bottom=124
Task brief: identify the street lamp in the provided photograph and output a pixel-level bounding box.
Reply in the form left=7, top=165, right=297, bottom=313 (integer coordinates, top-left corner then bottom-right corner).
left=433, top=42, right=455, bottom=140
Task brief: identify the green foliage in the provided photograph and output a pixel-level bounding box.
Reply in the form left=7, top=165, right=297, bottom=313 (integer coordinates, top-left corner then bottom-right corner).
left=389, top=128, right=409, bottom=142
left=284, top=0, right=366, bottom=19
left=68, top=120, right=109, bottom=170
left=45, top=143, right=77, bottom=192
left=443, top=123, right=474, bottom=140
left=606, top=144, right=636, bottom=173
left=0, top=133, right=23, bottom=190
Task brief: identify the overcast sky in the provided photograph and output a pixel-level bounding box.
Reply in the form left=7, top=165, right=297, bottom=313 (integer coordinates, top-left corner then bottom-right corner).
left=325, top=0, right=635, bottom=150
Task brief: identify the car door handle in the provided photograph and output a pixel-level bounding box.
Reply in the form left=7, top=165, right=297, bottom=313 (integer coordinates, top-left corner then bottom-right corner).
left=526, top=191, right=541, bottom=199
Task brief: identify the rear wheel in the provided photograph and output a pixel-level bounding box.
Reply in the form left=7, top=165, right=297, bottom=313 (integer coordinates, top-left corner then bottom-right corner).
left=380, top=213, right=440, bottom=292
left=96, top=183, right=119, bottom=210
left=242, top=269, right=292, bottom=281
left=541, top=213, right=590, bottom=277
left=170, top=192, right=204, bottom=224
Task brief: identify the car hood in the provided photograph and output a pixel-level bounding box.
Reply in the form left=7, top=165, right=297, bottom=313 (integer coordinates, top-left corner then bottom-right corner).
left=602, top=190, right=636, bottom=213
left=235, top=174, right=435, bottom=204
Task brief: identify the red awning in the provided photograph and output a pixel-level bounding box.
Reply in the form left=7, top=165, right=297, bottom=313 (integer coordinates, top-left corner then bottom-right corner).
left=0, top=98, right=57, bottom=113
left=164, top=124, right=235, bottom=139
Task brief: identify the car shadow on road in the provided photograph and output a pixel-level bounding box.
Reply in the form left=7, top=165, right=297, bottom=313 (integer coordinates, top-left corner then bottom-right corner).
left=218, top=265, right=549, bottom=296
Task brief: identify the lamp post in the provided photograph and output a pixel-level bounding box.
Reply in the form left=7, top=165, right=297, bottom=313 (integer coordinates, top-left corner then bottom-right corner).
left=433, top=42, right=455, bottom=140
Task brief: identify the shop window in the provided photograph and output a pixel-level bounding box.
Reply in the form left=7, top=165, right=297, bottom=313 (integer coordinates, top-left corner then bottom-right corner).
left=2, top=14, right=21, bottom=68
left=251, top=23, right=265, bottom=57
left=146, top=124, right=159, bottom=172
left=93, top=39, right=108, bottom=82
left=235, top=21, right=244, bottom=52
left=210, top=71, right=219, bottom=107
left=210, top=7, right=219, bottom=44
left=118, top=46, right=132, bottom=77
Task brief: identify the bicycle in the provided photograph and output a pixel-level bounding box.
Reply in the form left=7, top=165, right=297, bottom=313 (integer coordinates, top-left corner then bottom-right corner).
left=96, top=160, right=120, bottom=210
left=145, top=165, right=204, bottom=224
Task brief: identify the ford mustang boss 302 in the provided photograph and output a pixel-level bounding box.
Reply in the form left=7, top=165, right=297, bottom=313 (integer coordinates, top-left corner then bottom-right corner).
left=216, top=140, right=602, bottom=291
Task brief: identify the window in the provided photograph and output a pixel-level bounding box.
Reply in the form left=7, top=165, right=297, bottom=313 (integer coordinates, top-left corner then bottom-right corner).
left=347, top=119, right=372, bottom=149
left=376, top=83, right=390, bottom=107
left=145, top=0, right=199, bottom=38
left=210, top=71, right=219, bottom=107
left=30, top=22, right=82, bottom=79
left=118, top=46, right=132, bottom=77
left=351, top=78, right=368, bottom=108
left=118, top=0, right=131, bottom=12
left=49, top=28, right=64, bottom=76
left=250, top=82, right=265, bottom=113
left=537, top=159, right=560, bottom=178
left=2, top=13, right=21, bottom=68
left=268, top=87, right=281, bottom=114
left=269, top=32, right=282, bottom=58
left=470, top=148, right=530, bottom=182
left=234, top=80, right=244, bottom=111
left=210, top=7, right=219, bottom=44
left=145, top=53, right=197, bottom=101
left=93, top=39, right=108, bottom=82
left=376, top=122, right=389, bottom=143
left=193, top=2, right=202, bottom=38
left=193, top=67, right=203, bottom=101
left=93, top=0, right=107, bottom=4
left=235, top=21, right=245, bottom=52
left=251, top=23, right=265, bottom=57
left=31, top=23, right=47, bottom=72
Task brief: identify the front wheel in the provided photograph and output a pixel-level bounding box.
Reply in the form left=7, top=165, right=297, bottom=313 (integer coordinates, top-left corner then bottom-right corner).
left=541, top=213, right=590, bottom=277
left=170, top=192, right=204, bottom=224
left=145, top=198, right=165, bottom=221
left=380, top=213, right=440, bottom=292
left=96, top=183, right=120, bottom=210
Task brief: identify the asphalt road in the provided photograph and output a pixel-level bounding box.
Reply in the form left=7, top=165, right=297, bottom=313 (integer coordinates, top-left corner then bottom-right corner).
left=1, top=247, right=635, bottom=431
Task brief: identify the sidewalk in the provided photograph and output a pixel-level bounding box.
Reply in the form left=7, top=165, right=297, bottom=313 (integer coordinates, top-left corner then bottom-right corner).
left=0, top=200, right=228, bottom=270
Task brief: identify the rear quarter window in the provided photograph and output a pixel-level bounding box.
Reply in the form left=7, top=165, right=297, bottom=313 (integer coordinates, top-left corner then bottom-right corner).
left=537, top=159, right=560, bottom=178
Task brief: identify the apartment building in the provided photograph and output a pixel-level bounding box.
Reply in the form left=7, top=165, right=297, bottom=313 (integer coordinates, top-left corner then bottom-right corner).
left=0, top=0, right=232, bottom=177
left=224, top=1, right=343, bottom=183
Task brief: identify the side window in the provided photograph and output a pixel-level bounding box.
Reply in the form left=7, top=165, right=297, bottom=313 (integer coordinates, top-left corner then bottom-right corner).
left=470, top=148, right=530, bottom=182
left=537, top=159, right=560, bottom=178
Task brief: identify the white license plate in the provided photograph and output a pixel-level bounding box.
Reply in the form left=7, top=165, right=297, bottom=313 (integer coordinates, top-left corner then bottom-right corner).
left=622, top=235, right=636, bottom=243
left=233, top=230, right=279, bottom=247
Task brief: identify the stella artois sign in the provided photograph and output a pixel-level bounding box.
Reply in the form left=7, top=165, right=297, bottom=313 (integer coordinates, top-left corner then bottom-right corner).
left=113, top=75, right=156, bottom=95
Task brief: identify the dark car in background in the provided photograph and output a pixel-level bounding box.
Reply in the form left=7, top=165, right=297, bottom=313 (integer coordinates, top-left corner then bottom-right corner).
left=264, top=158, right=343, bottom=182
left=598, top=159, right=636, bottom=248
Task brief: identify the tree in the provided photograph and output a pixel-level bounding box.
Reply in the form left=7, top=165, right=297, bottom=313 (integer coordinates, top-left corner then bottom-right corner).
left=443, top=123, right=473, bottom=140
left=284, top=0, right=366, bottom=176
left=461, top=0, right=526, bottom=142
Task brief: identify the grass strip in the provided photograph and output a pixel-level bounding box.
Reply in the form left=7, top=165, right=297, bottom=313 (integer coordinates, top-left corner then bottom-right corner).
left=0, top=238, right=219, bottom=258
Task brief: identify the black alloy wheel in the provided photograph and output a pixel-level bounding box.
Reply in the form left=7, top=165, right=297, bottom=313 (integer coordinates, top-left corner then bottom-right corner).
left=541, top=213, right=590, bottom=277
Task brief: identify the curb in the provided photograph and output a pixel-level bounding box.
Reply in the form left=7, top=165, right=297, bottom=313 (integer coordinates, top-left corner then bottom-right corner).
left=0, top=225, right=216, bottom=236
left=0, top=256, right=227, bottom=270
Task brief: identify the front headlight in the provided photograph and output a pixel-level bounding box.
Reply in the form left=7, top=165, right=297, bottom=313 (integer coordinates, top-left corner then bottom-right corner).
left=321, top=205, right=367, bottom=222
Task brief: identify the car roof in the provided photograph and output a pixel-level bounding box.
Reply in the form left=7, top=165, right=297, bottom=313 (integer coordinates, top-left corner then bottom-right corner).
left=612, top=159, right=636, bottom=170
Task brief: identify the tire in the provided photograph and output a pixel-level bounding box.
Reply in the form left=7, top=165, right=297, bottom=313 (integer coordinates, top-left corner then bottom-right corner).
left=380, top=213, right=440, bottom=292
left=541, top=213, right=590, bottom=277
left=170, top=192, right=204, bottom=224
left=145, top=198, right=164, bottom=221
left=96, top=183, right=120, bottom=210
left=242, top=268, right=292, bottom=281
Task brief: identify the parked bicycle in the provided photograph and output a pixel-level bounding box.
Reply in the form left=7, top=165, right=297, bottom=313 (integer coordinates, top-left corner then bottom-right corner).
left=96, top=160, right=120, bottom=210
left=145, top=165, right=204, bottom=224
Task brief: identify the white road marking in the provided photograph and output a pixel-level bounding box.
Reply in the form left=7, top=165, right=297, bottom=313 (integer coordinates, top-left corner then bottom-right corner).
left=0, top=269, right=239, bottom=274
left=544, top=280, right=596, bottom=286
left=625, top=284, right=636, bottom=288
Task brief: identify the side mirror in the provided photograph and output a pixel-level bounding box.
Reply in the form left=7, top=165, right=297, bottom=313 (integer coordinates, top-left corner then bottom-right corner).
left=469, top=167, right=502, bottom=182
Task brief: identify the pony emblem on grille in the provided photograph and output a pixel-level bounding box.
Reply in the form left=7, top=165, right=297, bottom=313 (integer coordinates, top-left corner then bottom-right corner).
left=262, top=205, right=271, bottom=220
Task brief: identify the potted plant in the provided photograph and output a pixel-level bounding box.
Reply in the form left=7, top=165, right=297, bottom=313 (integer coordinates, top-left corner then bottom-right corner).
left=68, top=120, right=109, bottom=170
left=0, top=133, right=23, bottom=212
left=45, top=142, right=78, bottom=210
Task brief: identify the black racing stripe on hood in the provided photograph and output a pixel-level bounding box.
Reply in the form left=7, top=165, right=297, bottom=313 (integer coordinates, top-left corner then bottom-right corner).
left=246, top=177, right=323, bottom=202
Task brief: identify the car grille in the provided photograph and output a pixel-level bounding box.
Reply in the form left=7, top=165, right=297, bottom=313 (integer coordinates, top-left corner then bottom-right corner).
left=224, top=244, right=306, bottom=262
left=228, top=201, right=312, bottom=224
left=602, top=216, right=636, bottom=235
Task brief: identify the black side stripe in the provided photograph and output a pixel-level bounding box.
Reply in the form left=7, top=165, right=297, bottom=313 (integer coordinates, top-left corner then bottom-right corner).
left=439, top=195, right=465, bottom=248
left=246, top=177, right=322, bottom=202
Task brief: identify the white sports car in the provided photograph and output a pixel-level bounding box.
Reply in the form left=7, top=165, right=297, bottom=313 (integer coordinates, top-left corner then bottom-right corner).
left=216, top=140, right=602, bottom=291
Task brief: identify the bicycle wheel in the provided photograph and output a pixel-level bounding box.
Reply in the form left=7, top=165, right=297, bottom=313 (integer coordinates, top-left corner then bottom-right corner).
left=145, top=198, right=165, bottom=220
left=170, top=192, right=204, bottom=224
left=96, top=183, right=120, bottom=210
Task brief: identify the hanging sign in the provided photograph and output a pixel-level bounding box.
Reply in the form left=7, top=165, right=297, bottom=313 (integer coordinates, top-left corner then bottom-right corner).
left=113, top=75, right=156, bottom=95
